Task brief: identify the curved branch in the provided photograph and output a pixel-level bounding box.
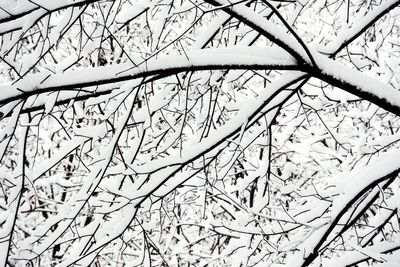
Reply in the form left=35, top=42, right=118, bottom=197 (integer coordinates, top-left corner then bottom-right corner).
left=0, top=47, right=298, bottom=107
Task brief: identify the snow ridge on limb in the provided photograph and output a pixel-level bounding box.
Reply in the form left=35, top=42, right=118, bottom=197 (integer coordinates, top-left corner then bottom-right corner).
left=310, top=55, right=400, bottom=117
left=0, top=47, right=297, bottom=107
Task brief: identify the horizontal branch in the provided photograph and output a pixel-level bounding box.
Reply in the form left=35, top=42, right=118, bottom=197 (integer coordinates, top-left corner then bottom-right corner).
left=0, top=47, right=298, bottom=109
